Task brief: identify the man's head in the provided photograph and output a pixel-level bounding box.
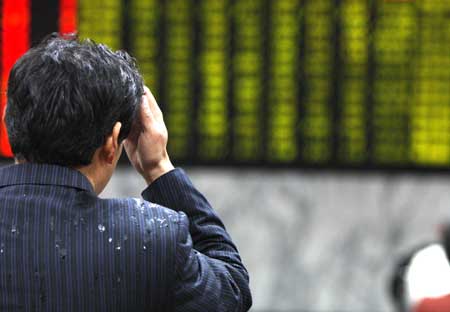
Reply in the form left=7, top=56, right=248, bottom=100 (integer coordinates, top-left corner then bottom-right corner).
left=5, top=33, right=144, bottom=168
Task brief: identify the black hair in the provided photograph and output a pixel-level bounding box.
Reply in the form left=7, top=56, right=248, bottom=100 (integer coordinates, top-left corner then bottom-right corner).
left=5, top=33, right=144, bottom=166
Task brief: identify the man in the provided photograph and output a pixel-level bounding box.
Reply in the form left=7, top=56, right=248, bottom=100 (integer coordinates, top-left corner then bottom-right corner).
left=390, top=224, right=450, bottom=312
left=0, top=34, right=252, bottom=311
left=411, top=225, right=450, bottom=312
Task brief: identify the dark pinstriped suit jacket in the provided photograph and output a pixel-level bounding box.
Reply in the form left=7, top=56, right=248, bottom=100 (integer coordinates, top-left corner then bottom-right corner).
left=0, top=163, right=252, bottom=311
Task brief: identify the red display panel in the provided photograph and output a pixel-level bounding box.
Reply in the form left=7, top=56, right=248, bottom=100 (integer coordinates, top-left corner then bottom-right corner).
left=0, top=0, right=30, bottom=157
left=0, top=0, right=77, bottom=158
left=60, top=0, right=77, bottom=34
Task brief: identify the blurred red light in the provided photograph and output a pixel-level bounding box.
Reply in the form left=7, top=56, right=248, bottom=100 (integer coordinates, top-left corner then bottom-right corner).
left=60, top=0, right=77, bottom=34
left=0, top=0, right=30, bottom=157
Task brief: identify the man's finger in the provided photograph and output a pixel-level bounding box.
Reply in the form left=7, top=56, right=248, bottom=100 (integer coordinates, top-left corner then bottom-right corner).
left=144, top=86, right=163, bottom=121
left=127, top=111, right=141, bottom=141
left=139, top=93, right=155, bottom=131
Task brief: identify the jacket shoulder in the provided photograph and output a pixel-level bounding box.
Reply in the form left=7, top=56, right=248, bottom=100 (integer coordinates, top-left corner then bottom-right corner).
left=100, top=197, right=178, bottom=218
left=97, top=197, right=182, bottom=252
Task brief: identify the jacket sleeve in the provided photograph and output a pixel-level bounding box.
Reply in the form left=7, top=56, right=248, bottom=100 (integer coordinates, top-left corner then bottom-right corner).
left=142, top=168, right=252, bottom=312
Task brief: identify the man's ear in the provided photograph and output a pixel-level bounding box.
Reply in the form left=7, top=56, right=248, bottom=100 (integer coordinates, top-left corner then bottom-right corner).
left=102, top=122, right=122, bottom=165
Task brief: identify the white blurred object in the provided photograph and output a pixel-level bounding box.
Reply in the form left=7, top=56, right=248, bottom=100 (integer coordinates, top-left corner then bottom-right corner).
left=406, top=244, right=450, bottom=309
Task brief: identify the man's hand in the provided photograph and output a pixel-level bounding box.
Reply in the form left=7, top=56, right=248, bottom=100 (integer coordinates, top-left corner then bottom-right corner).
left=124, top=86, right=174, bottom=184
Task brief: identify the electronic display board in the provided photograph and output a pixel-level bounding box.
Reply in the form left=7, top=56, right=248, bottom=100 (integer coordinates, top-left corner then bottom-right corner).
left=1, top=0, right=450, bottom=171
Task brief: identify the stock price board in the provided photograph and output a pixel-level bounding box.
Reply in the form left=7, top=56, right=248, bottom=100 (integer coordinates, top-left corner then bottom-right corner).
left=1, top=0, right=450, bottom=170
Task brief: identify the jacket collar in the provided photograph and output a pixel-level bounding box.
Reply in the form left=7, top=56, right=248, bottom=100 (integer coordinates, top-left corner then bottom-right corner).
left=0, top=163, right=94, bottom=193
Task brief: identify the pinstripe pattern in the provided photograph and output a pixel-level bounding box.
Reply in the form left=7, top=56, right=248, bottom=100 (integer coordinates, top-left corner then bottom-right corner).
left=0, top=163, right=252, bottom=311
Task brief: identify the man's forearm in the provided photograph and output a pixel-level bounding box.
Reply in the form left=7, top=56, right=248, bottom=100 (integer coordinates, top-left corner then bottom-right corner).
left=142, top=168, right=242, bottom=262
